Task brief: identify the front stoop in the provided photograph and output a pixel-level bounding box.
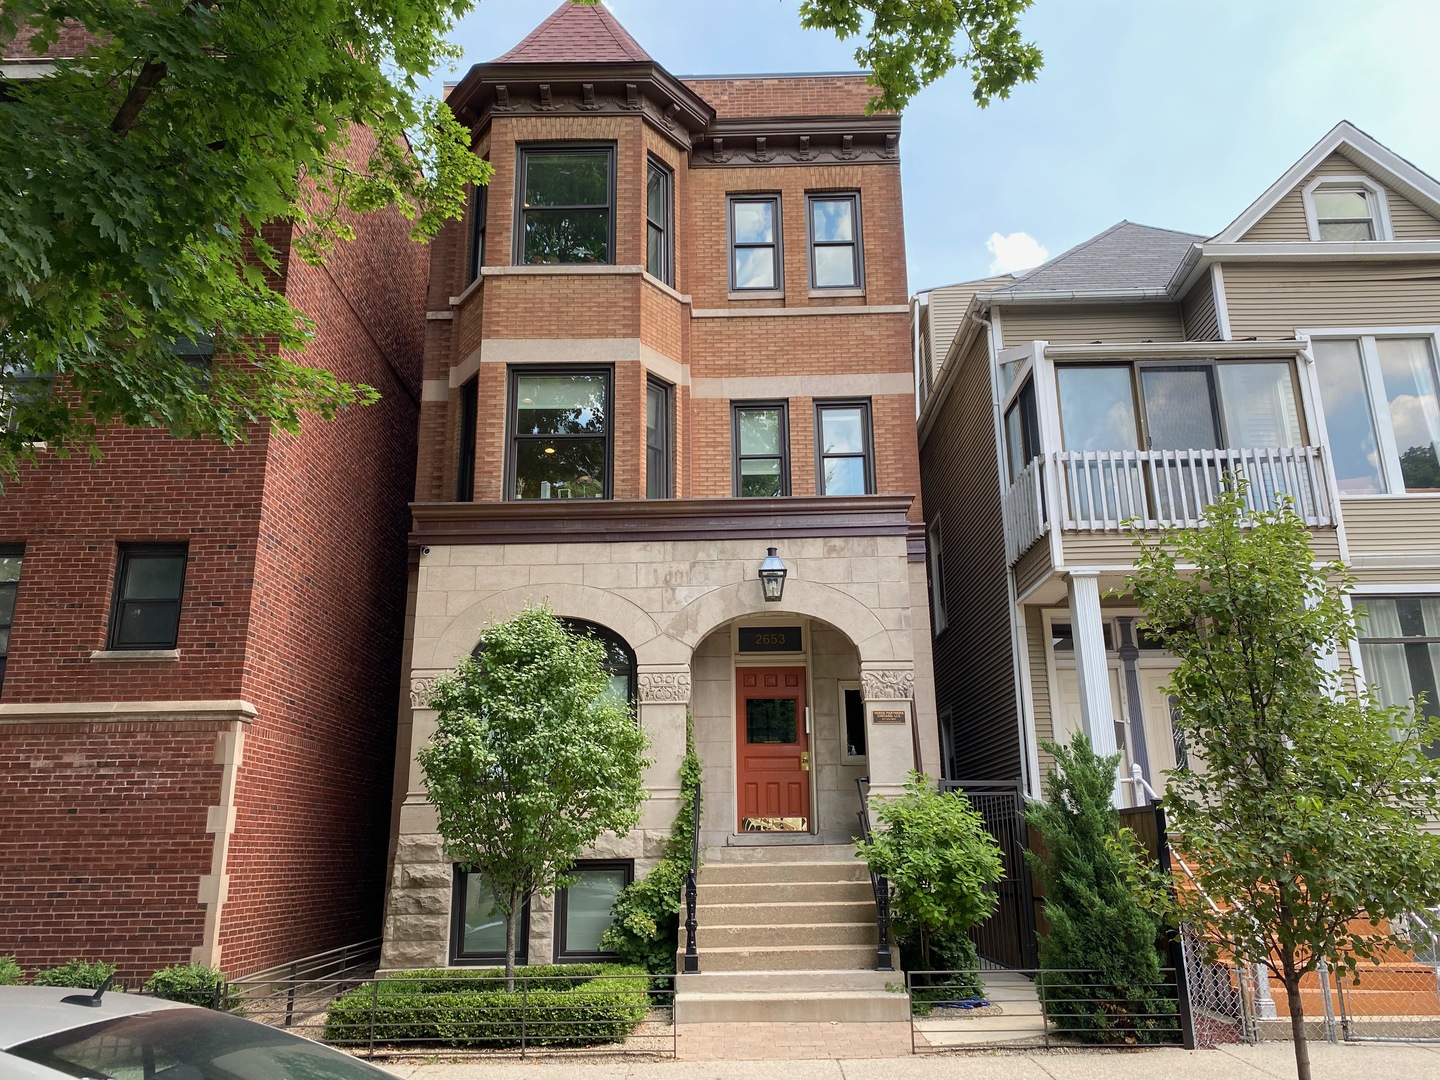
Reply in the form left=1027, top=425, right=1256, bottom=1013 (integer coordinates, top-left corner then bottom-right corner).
left=675, top=844, right=908, bottom=1023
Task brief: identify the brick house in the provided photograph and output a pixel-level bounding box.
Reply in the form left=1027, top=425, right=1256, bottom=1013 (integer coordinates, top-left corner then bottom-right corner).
left=0, top=33, right=427, bottom=981
left=381, top=2, right=937, bottom=1019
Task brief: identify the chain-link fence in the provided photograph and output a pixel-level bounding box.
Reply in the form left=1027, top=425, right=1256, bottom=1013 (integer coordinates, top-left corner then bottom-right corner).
left=1336, top=960, right=1440, bottom=1043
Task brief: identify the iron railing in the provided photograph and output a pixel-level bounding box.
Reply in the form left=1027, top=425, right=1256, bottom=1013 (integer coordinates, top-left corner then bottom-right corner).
left=227, top=937, right=382, bottom=1027
left=855, top=776, right=894, bottom=971
left=938, top=780, right=1038, bottom=970
left=682, top=781, right=700, bottom=974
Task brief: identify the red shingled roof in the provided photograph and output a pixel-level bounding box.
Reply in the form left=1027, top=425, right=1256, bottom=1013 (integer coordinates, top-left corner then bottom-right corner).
left=493, top=1, right=653, bottom=64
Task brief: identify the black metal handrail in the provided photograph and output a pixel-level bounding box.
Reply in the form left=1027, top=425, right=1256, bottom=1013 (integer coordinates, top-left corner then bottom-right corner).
left=855, top=776, right=894, bottom=971
left=682, top=780, right=700, bottom=974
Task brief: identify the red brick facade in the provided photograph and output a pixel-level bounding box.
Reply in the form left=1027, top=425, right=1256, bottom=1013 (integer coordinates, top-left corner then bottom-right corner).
left=0, top=67, right=427, bottom=977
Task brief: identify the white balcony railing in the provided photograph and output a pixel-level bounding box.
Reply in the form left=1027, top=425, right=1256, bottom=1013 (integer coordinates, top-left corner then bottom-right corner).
left=1055, top=446, right=1333, bottom=532
left=999, top=446, right=1335, bottom=565
left=1001, top=456, right=1048, bottom=564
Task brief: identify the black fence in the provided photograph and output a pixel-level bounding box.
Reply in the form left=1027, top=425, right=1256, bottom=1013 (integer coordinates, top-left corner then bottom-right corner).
left=939, top=780, right=1038, bottom=969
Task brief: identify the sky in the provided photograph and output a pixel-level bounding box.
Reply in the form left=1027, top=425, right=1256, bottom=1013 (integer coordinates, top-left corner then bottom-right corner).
left=429, top=0, right=1440, bottom=292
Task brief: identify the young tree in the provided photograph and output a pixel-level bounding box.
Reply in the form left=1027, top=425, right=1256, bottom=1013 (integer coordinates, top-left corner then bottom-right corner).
left=418, top=605, right=650, bottom=988
left=1128, top=487, right=1440, bottom=1080
left=1025, top=735, right=1173, bottom=1043
left=856, top=771, right=1004, bottom=971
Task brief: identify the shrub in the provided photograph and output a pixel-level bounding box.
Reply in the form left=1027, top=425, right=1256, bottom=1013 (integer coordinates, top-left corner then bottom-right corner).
left=32, top=959, right=116, bottom=989
left=1025, top=734, right=1176, bottom=1044
left=323, top=963, right=649, bottom=1049
left=599, top=715, right=702, bottom=975
left=144, top=964, right=233, bottom=1009
left=0, top=955, right=23, bottom=985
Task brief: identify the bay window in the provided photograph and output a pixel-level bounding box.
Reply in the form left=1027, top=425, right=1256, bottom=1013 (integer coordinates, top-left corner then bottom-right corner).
left=516, top=146, right=614, bottom=265
left=1313, top=334, right=1440, bottom=494
left=508, top=369, right=610, bottom=500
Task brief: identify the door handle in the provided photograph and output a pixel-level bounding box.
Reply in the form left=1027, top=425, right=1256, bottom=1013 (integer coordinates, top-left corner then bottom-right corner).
left=800, top=752, right=811, bottom=771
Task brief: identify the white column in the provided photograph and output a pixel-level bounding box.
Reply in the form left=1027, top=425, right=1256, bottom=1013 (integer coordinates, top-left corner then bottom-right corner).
left=1067, top=572, right=1122, bottom=805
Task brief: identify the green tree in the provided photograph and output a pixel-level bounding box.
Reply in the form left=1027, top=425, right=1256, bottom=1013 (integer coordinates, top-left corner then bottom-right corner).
left=0, top=0, right=486, bottom=477
left=855, top=771, right=1003, bottom=970
left=1025, top=735, right=1173, bottom=1044
left=1127, top=487, right=1440, bottom=1080
left=418, top=605, right=650, bottom=989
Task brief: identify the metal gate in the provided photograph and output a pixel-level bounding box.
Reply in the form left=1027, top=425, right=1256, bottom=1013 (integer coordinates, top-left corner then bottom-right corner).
left=940, top=780, right=1038, bottom=969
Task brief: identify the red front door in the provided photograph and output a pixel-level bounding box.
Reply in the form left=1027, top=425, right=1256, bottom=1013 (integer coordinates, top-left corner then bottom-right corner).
left=736, top=666, right=810, bottom=832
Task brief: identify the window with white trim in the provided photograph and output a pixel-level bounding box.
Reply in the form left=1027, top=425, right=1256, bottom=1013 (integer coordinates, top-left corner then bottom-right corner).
left=1303, top=176, right=1390, bottom=242
left=1354, top=595, right=1440, bottom=759
left=1312, top=334, right=1440, bottom=494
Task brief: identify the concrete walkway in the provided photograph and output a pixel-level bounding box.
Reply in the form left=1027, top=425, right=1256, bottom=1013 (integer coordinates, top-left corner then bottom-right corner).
left=388, top=1039, right=1440, bottom=1079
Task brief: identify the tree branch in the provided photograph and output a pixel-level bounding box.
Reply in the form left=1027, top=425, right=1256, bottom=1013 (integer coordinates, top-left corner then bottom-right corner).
left=110, top=58, right=167, bottom=134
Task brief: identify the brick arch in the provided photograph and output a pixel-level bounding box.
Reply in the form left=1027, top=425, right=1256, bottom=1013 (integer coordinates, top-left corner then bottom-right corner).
left=419, top=583, right=664, bottom=671
left=661, top=577, right=898, bottom=663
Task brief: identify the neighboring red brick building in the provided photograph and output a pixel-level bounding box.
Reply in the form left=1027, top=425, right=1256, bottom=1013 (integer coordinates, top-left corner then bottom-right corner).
left=0, top=35, right=426, bottom=982
left=383, top=4, right=937, bottom=1014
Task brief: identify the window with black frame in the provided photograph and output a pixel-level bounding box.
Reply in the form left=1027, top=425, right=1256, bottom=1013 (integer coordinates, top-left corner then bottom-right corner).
left=509, top=369, right=610, bottom=500
left=733, top=403, right=789, bottom=496
left=0, top=546, right=22, bottom=691
left=456, top=377, right=478, bottom=502
left=472, top=617, right=635, bottom=707
left=816, top=400, right=873, bottom=495
left=556, top=860, right=632, bottom=961
left=729, top=195, right=782, bottom=292
left=646, top=378, right=673, bottom=499
left=1004, top=378, right=1040, bottom=483
left=517, top=147, right=614, bottom=265
left=646, top=158, right=672, bottom=284
left=807, top=193, right=862, bottom=289
left=468, top=180, right=488, bottom=282
left=451, top=869, right=529, bottom=964
left=108, top=544, right=187, bottom=650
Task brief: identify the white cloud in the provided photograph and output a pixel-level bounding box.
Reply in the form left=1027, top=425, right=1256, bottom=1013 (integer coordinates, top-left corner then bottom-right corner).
left=986, top=231, right=1049, bottom=275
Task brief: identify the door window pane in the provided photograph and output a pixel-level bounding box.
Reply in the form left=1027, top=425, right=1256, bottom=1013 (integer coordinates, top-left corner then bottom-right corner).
left=1140, top=368, right=1218, bottom=450
left=1057, top=367, right=1139, bottom=450
left=1217, top=363, right=1303, bottom=447
left=562, top=867, right=628, bottom=955
left=1376, top=338, right=1440, bottom=492
left=1313, top=339, right=1385, bottom=494
left=746, top=698, right=798, bottom=744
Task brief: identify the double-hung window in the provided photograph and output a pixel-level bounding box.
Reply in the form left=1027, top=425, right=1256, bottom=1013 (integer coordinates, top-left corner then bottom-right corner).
left=467, top=180, right=488, bottom=283
left=815, top=400, right=873, bottom=495
left=1355, top=595, right=1440, bottom=758
left=555, top=860, right=633, bottom=961
left=0, top=546, right=22, bottom=691
left=927, top=518, right=947, bottom=633
left=1305, top=177, right=1389, bottom=242
left=646, top=378, right=673, bottom=499
left=1312, top=334, right=1440, bottom=494
left=646, top=159, right=673, bottom=285
left=733, top=403, right=789, bottom=497
left=1, top=356, right=53, bottom=438
left=456, top=377, right=478, bottom=502
left=1004, top=378, right=1040, bottom=483
left=516, top=146, right=614, bottom=265
left=729, top=195, right=782, bottom=292
left=109, top=544, right=187, bottom=650
left=807, top=193, right=862, bottom=289
left=508, top=369, right=611, bottom=500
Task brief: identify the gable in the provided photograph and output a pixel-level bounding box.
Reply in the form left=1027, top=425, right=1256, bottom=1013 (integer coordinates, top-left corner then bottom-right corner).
left=1240, top=152, right=1440, bottom=243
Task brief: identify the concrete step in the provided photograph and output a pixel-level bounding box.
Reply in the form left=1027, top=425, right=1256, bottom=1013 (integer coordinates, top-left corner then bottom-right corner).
left=697, top=880, right=873, bottom=905
left=697, top=921, right=878, bottom=949
left=704, top=843, right=861, bottom=863
left=678, top=969, right=896, bottom=994
left=675, top=989, right=908, bottom=1024
left=699, top=861, right=869, bottom=885
left=696, top=900, right=876, bottom=926
left=691, top=943, right=880, bottom=972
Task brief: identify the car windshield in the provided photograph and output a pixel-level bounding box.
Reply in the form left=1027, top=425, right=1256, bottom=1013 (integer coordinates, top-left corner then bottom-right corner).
left=8, top=1008, right=396, bottom=1080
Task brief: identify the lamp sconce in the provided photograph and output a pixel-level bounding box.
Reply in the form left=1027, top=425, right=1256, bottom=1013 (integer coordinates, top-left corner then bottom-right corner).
left=759, top=547, right=787, bottom=602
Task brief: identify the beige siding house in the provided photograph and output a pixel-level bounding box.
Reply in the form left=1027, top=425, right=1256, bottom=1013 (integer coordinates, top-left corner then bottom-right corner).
left=917, top=121, right=1440, bottom=805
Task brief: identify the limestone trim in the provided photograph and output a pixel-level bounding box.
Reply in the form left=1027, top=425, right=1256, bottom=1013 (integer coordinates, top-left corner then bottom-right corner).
left=421, top=379, right=450, bottom=402
left=89, top=649, right=180, bottom=662
left=860, top=665, right=915, bottom=701
left=192, top=720, right=246, bottom=968
left=409, top=672, right=452, bottom=709
left=0, top=699, right=259, bottom=725
left=671, top=578, right=897, bottom=662
left=637, top=669, right=692, bottom=704
left=691, top=305, right=909, bottom=318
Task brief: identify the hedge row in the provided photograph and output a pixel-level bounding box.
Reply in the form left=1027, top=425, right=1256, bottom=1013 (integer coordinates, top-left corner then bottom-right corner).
left=324, top=964, right=650, bottom=1048
left=0, top=956, right=230, bottom=1008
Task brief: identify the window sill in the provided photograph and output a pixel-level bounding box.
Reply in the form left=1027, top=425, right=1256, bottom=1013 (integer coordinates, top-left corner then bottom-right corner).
left=484, top=264, right=643, bottom=277
left=727, top=289, right=785, bottom=302
left=90, top=649, right=180, bottom=662
left=809, top=288, right=867, bottom=300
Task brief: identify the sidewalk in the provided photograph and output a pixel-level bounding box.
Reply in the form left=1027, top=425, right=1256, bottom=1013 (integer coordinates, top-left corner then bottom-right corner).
left=387, top=1038, right=1440, bottom=1080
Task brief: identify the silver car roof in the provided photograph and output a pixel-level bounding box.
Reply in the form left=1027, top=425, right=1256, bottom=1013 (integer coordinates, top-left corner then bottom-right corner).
left=0, top=985, right=191, bottom=1049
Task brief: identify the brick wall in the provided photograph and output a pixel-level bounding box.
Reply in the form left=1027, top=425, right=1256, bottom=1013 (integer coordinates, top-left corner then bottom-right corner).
left=0, top=721, right=223, bottom=983
left=684, top=75, right=882, bottom=118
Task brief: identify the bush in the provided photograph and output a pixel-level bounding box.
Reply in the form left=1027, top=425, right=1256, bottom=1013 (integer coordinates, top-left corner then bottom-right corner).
left=599, top=716, right=702, bottom=974
left=32, top=959, right=116, bottom=989
left=323, top=964, right=649, bottom=1048
left=0, top=955, right=23, bottom=985
left=1025, top=734, right=1176, bottom=1044
left=144, top=964, right=232, bottom=1009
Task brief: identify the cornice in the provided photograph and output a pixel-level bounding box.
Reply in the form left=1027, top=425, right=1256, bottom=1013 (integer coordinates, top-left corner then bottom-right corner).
left=410, top=495, right=916, bottom=548
left=692, top=116, right=900, bottom=168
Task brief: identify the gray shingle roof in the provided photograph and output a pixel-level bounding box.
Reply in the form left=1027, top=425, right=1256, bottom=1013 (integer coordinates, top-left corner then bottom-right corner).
left=984, top=221, right=1203, bottom=299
